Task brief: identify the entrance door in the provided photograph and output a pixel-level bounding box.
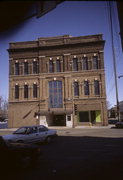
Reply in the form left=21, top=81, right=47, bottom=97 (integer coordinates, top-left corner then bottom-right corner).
left=90, top=111, right=96, bottom=125
left=53, top=115, right=66, bottom=126
left=79, top=111, right=89, bottom=122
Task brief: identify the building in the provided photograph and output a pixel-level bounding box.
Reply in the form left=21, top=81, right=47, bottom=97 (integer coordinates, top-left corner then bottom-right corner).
left=8, top=34, right=108, bottom=128
left=108, top=101, right=123, bottom=121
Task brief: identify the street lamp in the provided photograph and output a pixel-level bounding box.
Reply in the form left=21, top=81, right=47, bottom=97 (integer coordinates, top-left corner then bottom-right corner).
left=118, top=75, right=123, bottom=78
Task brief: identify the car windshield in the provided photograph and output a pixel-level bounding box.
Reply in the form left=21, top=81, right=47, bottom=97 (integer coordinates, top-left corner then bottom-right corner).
left=13, top=127, right=28, bottom=134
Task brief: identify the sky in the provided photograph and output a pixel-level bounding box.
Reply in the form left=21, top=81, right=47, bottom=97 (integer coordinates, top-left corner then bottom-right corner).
left=0, top=1, right=123, bottom=107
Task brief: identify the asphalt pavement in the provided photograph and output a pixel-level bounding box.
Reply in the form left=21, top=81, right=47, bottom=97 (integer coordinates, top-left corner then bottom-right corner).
left=1, top=125, right=123, bottom=180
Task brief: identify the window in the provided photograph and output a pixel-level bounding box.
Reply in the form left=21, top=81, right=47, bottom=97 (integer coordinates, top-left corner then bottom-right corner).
left=39, top=127, right=47, bottom=132
left=67, top=115, right=71, bottom=121
left=33, top=84, right=37, bottom=98
left=84, top=80, right=89, bottom=95
left=49, top=80, right=62, bottom=108
left=93, top=56, right=98, bottom=69
left=15, top=85, right=19, bottom=99
left=73, top=58, right=78, bottom=71
left=15, top=62, right=19, bottom=75
left=24, top=84, right=28, bottom=98
left=24, top=62, right=28, bottom=75
left=94, top=80, right=100, bottom=95
left=30, top=127, right=37, bottom=133
left=83, top=57, right=88, bottom=70
left=49, top=60, right=54, bottom=73
left=79, top=111, right=89, bottom=122
left=74, top=82, right=79, bottom=96
left=33, top=61, right=38, bottom=74
left=56, top=60, right=61, bottom=72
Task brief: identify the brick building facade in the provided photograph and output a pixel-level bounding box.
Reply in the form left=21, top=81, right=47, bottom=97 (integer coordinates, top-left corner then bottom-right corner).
left=8, top=34, right=108, bottom=128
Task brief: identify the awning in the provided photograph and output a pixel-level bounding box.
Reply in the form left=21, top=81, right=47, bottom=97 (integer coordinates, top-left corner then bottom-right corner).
left=52, top=109, right=73, bottom=115
left=35, top=109, right=73, bottom=116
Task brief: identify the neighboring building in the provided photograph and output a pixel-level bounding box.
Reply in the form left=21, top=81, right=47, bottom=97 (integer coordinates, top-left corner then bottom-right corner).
left=8, top=34, right=108, bottom=128
left=108, top=101, right=123, bottom=120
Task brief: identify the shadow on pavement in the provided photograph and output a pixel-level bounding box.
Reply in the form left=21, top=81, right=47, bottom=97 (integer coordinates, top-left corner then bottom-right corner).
left=1, top=136, right=123, bottom=180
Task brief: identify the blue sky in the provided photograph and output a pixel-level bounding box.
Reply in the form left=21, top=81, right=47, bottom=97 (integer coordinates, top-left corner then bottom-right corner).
left=0, top=1, right=123, bottom=107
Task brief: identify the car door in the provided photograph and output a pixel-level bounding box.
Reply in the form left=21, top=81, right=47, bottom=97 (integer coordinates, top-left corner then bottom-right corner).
left=38, top=126, right=49, bottom=142
left=25, top=127, right=39, bottom=143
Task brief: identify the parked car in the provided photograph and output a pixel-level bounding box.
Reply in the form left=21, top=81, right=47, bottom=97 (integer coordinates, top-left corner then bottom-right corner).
left=108, top=119, right=118, bottom=124
left=0, top=136, right=42, bottom=170
left=115, top=121, right=123, bottom=128
left=2, top=125, right=57, bottom=144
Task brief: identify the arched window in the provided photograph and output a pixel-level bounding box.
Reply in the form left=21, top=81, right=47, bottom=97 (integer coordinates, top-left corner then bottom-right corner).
left=24, top=84, right=28, bottom=98
left=49, top=80, right=62, bottom=108
left=56, top=60, right=61, bottom=72
left=74, top=82, right=79, bottom=96
left=49, top=60, right=54, bottom=73
left=93, top=56, right=98, bottom=69
left=84, top=80, right=89, bottom=95
left=73, top=58, right=78, bottom=71
left=24, top=61, right=28, bottom=75
left=94, top=80, right=100, bottom=95
left=83, top=57, right=88, bottom=70
left=33, top=61, right=38, bottom=74
left=15, top=62, right=19, bottom=75
left=15, top=84, right=19, bottom=99
left=33, top=84, right=37, bottom=98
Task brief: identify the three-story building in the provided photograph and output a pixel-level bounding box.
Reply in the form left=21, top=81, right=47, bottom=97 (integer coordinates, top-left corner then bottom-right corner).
left=8, top=34, right=108, bottom=128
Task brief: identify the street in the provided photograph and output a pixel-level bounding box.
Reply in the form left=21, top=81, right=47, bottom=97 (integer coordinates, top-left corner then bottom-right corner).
left=1, top=126, right=123, bottom=180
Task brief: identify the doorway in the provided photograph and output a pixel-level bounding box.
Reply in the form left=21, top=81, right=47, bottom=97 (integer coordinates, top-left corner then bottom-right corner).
left=53, top=115, right=66, bottom=126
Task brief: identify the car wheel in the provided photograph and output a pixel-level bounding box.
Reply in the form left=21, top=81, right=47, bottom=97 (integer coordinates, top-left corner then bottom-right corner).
left=45, top=136, right=52, bottom=143
left=16, top=140, right=24, bottom=143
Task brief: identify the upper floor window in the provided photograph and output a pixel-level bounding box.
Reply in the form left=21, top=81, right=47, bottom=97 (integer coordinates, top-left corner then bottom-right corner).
left=84, top=80, right=89, bottom=95
left=33, top=61, right=38, bottom=74
left=33, top=84, right=38, bottom=98
left=49, top=80, right=62, bottom=108
left=49, top=60, right=54, bottom=73
left=83, top=57, right=88, bottom=70
left=94, top=80, right=100, bottom=95
left=73, top=58, right=78, bottom=71
left=15, top=85, right=19, bottom=99
left=15, top=62, right=19, bottom=75
left=93, top=56, right=98, bottom=69
left=24, top=61, right=28, bottom=75
left=74, top=82, right=79, bottom=96
left=56, top=60, right=61, bottom=72
left=24, top=84, right=28, bottom=98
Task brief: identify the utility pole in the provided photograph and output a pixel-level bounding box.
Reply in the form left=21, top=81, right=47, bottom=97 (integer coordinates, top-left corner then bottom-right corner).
left=109, top=2, right=120, bottom=121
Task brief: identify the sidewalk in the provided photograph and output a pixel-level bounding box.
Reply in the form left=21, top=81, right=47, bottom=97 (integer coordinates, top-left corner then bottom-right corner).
left=46, top=125, right=114, bottom=129
left=0, top=125, right=115, bottom=131
left=0, top=125, right=114, bottom=131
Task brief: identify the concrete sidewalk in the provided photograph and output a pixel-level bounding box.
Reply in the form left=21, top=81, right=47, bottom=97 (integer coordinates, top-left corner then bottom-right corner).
left=0, top=125, right=114, bottom=132
left=49, top=125, right=114, bottom=129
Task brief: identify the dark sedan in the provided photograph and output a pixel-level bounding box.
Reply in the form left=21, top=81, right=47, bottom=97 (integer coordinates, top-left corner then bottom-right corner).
left=115, top=121, right=123, bottom=128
